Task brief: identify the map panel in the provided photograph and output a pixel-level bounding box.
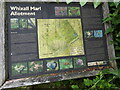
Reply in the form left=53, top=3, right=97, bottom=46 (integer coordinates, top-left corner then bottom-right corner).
left=37, top=19, right=84, bottom=59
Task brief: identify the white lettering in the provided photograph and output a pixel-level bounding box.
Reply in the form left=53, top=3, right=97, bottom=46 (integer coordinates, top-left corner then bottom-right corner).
left=10, top=11, right=36, bottom=16
left=10, top=6, right=29, bottom=11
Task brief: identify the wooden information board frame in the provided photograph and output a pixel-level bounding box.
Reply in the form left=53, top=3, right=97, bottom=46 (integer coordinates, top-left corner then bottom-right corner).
left=0, top=0, right=117, bottom=89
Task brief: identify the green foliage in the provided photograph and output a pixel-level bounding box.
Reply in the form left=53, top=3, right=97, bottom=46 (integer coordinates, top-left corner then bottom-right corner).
left=84, top=78, right=94, bottom=87
left=65, top=0, right=120, bottom=9
left=104, top=27, right=114, bottom=34
left=65, top=0, right=102, bottom=8
left=71, top=85, right=79, bottom=89
left=93, top=0, right=101, bottom=8
left=109, top=69, right=120, bottom=78
left=83, top=70, right=119, bottom=89
left=66, top=0, right=73, bottom=4
left=79, top=0, right=88, bottom=7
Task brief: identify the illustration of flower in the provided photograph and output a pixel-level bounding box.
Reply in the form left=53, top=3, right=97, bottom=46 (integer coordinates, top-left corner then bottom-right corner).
left=84, top=31, right=93, bottom=38
left=74, top=57, right=86, bottom=68
left=34, top=64, right=42, bottom=70
left=55, top=7, right=67, bottom=16
left=14, top=65, right=25, bottom=73
left=29, top=61, right=43, bottom=73
left=12, top=62, right=28, bottom=76
left=68, top=7, right=80, bottom=16
left=76, top=59, right=83, bottom=65
left=94, top=30, right=103, bottom=38
left=30, top=61, right=36, bottom=65
left=47, top=62, right=57, bottom=70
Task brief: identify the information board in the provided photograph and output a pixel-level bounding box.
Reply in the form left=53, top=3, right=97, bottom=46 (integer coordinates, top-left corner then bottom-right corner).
left=6, top=2, right=109, bottom=79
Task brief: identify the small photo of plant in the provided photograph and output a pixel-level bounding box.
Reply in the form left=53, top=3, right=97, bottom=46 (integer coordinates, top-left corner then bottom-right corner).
left=29, top=61, right=43, bottom=73
left=94, top=30, right=103, bottom=38
left=84, top=30, right=94, bottom=38
left=10, top=18, right=19, bottom=29
left=10, top=18, right=36, bottom=30
left=74, top=57, right=86, bottom=68
left=28, top=18, right=36, bottom=29
left=12, top=62, right=28, bottom=76
left=68, top=7, right=80, bottom=16
left=19, top=18, right=28, bottom=29
left=59, top=58, right=73, bottom=70
left=47, top=60, right=59, bottom=71
left=55, top=7, right=67, bottom=16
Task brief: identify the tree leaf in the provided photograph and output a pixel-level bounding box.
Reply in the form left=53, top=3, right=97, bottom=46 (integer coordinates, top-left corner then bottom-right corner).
left=116, top=32, right=120, bottom=37
left=105, top=27, right=114, bottom=34
left=115, top=46, right=120, bottom=50
left=109, top=69, right=120, bottom=78
left=114, top=2, right=120, bottom=8
left=71, top=85, right=79, bottom=89
left=110, top=57, right=120, bottom=60
left=56, top=0, right=59, bottom=3
left=83, top=78, right=93, bottom=86
left=79, top=0, right=88, bottom=7
left=92, top=76, right=100, bottom=83
left=66, top=0, right=73, bottom=4
left=103, top=17, right=113, bottom=23
left=93, top=0, right=101, bottom=8
left=116, top=38, right=120, bottom=43
left=112, top=19, right=120, bottom=25
left=101, top=69, right=110, bottom=74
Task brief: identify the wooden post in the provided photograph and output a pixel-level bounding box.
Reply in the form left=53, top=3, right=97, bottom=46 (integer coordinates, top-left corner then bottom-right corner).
left=0, top=0, right=5, bottom=87
left=102, top=2, right=117, bottom=69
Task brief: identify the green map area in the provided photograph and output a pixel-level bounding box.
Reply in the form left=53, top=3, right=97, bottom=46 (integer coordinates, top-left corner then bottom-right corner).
left=37, top=19, right=84, bottom=59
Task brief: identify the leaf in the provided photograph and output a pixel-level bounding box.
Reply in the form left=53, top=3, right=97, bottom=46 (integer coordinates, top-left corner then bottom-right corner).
left=109, top=69, right=120, bottom=78
left=103, top=17, right=113, bottom=23
left=116, top=38, right=120, bottom=43
left=109, top=2, right=116, bottom=7
left=83, top=78, right=93, bottom=86
left=114, top=2, right=120, bottom=8
left=116, top=52, right=120, bottom=57
left=92, top=76, right=100, bottom=83
left=105, top=27, right=114, bottom=34
left=98, top=80, right=115, bottom=88
left=79, top=0, right=88, bottom=7
left=66, top=0, right=73, bottom=4
left=93, top=0, right=101, bottom=8
left=115, top=46, right=120, bottom=50
left=112, top=19, right=120, bottom=25
left=110, top=57, right=120, bottom=60
left=101, top=69, right=110, bottom=74
left=71, top=85, right=79, bottom=89
left=56, top=0, right=59, bottom=3
left=116, top=32, right=120, bottom=37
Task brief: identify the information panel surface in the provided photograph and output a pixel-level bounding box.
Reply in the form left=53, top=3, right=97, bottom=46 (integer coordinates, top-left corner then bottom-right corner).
left=7, top=2, right=109, bottom=79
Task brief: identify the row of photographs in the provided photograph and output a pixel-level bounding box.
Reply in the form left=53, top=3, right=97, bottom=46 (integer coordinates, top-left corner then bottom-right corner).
left=10, top=18, right=36, bottom=30
left=55, top=7, right=80, bottom=16
left=12, top=57, right=86, bottom=76
left=11, top=57, right=107, bottom=76
left=84, top=30, right=103, bottom=38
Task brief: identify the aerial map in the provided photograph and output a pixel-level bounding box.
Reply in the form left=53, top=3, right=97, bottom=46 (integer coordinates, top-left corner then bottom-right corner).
left=37, top=19, right=84, bottom=59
